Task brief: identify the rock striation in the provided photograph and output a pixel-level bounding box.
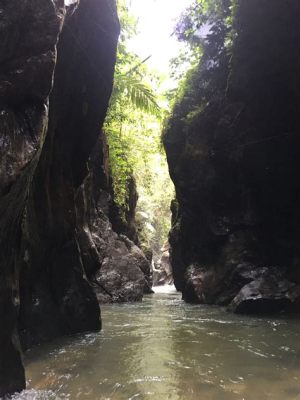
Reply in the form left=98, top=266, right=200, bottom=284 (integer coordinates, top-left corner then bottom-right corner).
left=164, top=0, right=300, bottom=314
left=0, top=0, right=150, bottom=396
left=0, top=1, right=72, bottom=394
left=16, top=0, right=120, bottom=351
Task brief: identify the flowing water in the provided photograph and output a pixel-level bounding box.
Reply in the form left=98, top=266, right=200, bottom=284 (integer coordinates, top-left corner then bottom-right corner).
left=12, top=286, right=300, bottom=400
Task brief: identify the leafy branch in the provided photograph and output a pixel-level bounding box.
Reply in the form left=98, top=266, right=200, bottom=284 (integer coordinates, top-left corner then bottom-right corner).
left=112, top=74, right=160, bottom=115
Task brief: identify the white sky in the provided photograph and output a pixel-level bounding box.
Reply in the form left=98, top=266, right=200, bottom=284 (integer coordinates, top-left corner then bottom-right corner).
left=127, top=0, right=193, bottom=75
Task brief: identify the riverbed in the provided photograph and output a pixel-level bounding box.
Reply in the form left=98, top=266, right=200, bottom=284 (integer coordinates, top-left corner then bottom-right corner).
left=12, top=286, right=300, bottom=400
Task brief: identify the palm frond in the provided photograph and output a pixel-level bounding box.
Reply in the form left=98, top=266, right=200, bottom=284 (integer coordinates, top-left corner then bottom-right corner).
left=113, top=74, right=160, bottom=115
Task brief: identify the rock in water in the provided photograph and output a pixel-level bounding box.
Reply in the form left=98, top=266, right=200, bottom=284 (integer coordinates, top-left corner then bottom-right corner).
left=228, top=278, right=294, bottom=314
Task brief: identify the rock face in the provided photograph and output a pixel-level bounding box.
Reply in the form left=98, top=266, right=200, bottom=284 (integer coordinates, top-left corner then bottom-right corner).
left=227, top=271, right=296, bottom=314
left=94, top=234, right=151, bottom=303
left=152, top=245, right=173, bottom=286
left=75, top=144, right=152, bottom=304
left=109, top=175, right=140, bottom=245
left=18, top=0, right=121, bottom=348
left=0, top=0, right=121, bottom=396
left=164, top=0, right=300, bottom=313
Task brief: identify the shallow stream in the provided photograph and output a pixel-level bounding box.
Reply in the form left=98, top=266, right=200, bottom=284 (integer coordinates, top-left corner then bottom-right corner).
left=13, top=286, right=300, bottom=400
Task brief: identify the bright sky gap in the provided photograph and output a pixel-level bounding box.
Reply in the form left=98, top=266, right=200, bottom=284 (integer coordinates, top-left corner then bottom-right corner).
left=127, top=0, right=193, bottom=76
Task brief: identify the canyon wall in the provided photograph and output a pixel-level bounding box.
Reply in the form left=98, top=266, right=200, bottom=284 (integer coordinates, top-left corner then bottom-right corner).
left=164, top=0, right=300, bottom=313
left=0, top=0, right=121, bottom=395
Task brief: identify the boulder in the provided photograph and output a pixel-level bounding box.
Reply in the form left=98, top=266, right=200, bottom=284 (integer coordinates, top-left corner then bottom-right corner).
left=94, top=235, right=152, bottom=303
left=228, top=277, right=298, bottom=314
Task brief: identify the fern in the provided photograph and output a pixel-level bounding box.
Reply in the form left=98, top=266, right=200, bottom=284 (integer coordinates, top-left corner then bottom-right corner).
left=112, top=74, right=160, bottom=116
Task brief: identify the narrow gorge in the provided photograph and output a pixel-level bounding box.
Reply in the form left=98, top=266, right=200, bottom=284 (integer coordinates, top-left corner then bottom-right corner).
left=0, top=0, right=300, bottom=399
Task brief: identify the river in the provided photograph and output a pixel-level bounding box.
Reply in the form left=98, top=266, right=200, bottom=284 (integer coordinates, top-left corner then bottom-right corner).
left=12, top=286, right=300, bottom=400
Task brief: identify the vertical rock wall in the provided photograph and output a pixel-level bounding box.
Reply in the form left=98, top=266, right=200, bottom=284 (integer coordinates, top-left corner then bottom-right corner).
left=0, top=0, right=119, bottom=395
left=18, top=0, right=120, bottom=349
left=164, top=0, right=300, bottom=312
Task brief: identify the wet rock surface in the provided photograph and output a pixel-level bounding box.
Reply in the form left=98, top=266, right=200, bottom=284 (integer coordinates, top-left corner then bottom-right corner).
left=18, top=0, right=120, bottom=348
left=0, top=0, right=122, bottom=395
left=164, top=0, right=300, bottom=313
left=183, top=263, right=300, bottom=314
left=0, top=0, right=66, bottom=395
left=228, top=277, right=295, bottom=314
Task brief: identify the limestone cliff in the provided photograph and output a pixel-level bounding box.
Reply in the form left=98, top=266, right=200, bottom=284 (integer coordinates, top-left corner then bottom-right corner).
left=0, top=0, right=120, bottom=395
left=164, top=0, right=300, bottom=313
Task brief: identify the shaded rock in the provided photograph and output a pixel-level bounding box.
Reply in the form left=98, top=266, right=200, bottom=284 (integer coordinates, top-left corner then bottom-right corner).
left=0, top=0, right=119, bottom=395
left=74, top=139, right=153, bottom=304
left=164, top=0, right=300, bottom=313
left=214, top=263, right=273, bottom=305
left=182, top=261, right=300, bottom=314
left=183, top=264, right=223, bottom=304
left=0, top=0, right=66, bottom=395
left=109, top=175, right=140, bottom=244
left=228, top=276, right=297, bottom=314
left=18, top=0, right=119, bottom=350
left=287, top=285, right=300, bottom=305
left=119, top=235, right=153, bottom=293
left=94, top=235, right=150, bottom=303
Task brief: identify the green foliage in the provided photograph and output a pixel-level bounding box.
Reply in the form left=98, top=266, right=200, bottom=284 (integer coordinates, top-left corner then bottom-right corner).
left=112, top=74, right=160, bottom=115
left=175, top=0, right=232, bottom=48
left=136, top=152, right=174, bottom=256
left=164, top=0, right=233, bottom=142
left=104, top=0, right=159, bottom=211
left=104, top=0, right=174, bottom=251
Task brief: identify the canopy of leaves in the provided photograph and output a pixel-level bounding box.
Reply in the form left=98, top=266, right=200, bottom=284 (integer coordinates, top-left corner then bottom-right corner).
left=104, top=0, right=174, bottom=254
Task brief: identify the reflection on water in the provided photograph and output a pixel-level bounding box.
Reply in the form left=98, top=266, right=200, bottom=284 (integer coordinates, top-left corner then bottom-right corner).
left=11, top=287, right=300, bottom=400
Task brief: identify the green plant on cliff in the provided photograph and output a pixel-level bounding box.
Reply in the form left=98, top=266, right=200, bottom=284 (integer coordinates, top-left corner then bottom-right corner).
left=104, top=0, right=159, bottom=210
left=104, top=0, right=174, bottom=252
left=164, top=0, right=232, bottom=141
